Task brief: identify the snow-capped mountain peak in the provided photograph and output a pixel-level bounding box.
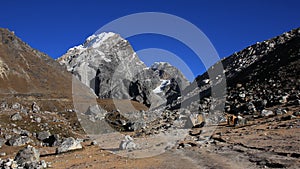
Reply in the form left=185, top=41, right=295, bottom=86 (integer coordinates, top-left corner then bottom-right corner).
left=151, top=62, right=171, bottom=70
left=83, top=32, right=116, bottom=48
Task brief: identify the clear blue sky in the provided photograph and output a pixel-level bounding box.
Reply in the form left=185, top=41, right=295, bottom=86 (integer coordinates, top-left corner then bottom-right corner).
left=1, top=0, right=299, bottom=81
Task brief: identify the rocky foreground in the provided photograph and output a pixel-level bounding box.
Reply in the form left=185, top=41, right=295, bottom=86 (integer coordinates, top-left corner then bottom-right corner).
left=41, top=108, right=300, bottom=169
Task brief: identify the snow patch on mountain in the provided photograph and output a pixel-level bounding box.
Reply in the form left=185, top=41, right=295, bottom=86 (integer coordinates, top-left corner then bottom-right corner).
left=83, top=32, right=115, bottom=48
left=153, top=80, right=170, bottom=94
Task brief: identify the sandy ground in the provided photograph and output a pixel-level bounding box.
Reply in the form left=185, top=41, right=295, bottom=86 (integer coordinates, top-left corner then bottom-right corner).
left=38, top=109, right=299, bottom=169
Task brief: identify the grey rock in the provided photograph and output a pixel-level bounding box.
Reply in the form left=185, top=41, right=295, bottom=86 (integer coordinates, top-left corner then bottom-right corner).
left=37, top=131, right=51, bottom=141
left=35, top=117, right=42, bottom=123
left=275, top=108, right=284, bottom=115
left=40, top=160, right=47, bottom=168
left=56, top=137, right=82, bottom=154
left=165, top=78, right=182, bottom=107
left=20, top=130, right=31, bottom=137
left=32, top=102, right=40, bottom=113
left=91, top=140, right=98, bottom=146
left=85, top=105, right=107, bottom=122
left=11, top=113, right=22, bottom=121
left=5, top=159, right=12, bottom=167
left=187, top=113, right=205, bottom=128
left=11, top=103, right=21, bottom=109
left=293, top=111, right=300, bottom=116
left=261, top=109, right=274, bottom=117
left=0, top=152, right=6, bottom=157
left=0, top=102, right=8, bottom=110
left=14, top=145, right=40, bottom=165
left=12, top=128, right=31, bottom=136
left=0, top=138, right=6, bottom=148
left=4, top=134, right=12, bottom=140
left=131, top=121, right=146, bottom=131
left=20, top=107, right=29, bottom=115
left=234, top=116, right=247, bottom=126
left=119, top=135, right=137, bottom=150
left=7, top=136, right=33, bottom=146
left=150, top=62, right=190, bottom=90
left=129, top=80, right=151, bottom=107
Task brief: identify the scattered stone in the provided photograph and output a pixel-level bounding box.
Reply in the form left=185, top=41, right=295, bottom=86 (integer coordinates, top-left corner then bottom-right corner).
left=20, top=107, right=29, bottom=115
left=188, top=113, right=205, bottom=128
left=279, top=95, right=288, bottom=104
left=32, top=102, right=40, bottom=113
left=56, top=137, right=82, bottom=154
left=35, top=117, right=42, bottom=123
left=239, top=93, right=246, bottom=98
left=85, top=105, right=107, bottom=122
left=37, top=131, right=51, bottom=141
left=91, top=140, right=98, bottom=146
left=0, top=102, right=8, bottom=110
left=119, top=135, right=137, bottom=150
left=275, top=108, right=285, bottom=115
left=261, top=110, right=274, bottom=117
left=235, top=116, right=247, bottom=126
left=40, top=160, right=47, bottom=168
left=0, top=138, right=6, bottom=148
left=293, top=111, right=300, bottom=116
left=14, top=145, right=40, bottom=165
left=4, top=134, right=12, bottom=140
left=7, top=136, right=33, bottom=146
left=11, top=102, right=21, bottom=110
left=236, top=83, right=242, bottom=88
left=11, top=113, right=22, bottom=121
left=132, top=121, right=146, bottom=131
left=0, top=152, right=6, bottom=157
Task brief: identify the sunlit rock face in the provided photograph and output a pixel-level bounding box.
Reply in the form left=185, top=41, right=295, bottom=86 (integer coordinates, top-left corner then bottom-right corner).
left=59, top=32, right=190, bottom=107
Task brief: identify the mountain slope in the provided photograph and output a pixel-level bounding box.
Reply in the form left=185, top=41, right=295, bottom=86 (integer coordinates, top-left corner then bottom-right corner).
left=181, top=27, right=300, bottom=116
left=0, top=28, right=73, bottom=110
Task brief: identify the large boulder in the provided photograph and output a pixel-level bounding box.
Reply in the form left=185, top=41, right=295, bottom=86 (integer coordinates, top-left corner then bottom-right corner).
left=56, top=137, right=82, bottom=154
left=119, top=135, right=137, bottom=150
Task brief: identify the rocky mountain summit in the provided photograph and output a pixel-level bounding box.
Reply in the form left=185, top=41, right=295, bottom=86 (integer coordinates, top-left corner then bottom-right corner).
left=58, top=32, right=190, bottom=108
